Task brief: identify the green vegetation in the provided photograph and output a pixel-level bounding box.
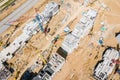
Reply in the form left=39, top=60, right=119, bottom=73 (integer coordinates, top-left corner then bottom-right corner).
left=0, top=0, right=4, bottom=3
left=0, top=0, right=15, bottom=11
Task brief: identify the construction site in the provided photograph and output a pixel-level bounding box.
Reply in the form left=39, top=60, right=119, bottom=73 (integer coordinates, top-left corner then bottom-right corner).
left=0, top=0, right=120, bottom=80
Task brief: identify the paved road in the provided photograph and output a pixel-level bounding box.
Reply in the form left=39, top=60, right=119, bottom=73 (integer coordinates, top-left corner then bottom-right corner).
left=0, top=0, right=39, bottom=34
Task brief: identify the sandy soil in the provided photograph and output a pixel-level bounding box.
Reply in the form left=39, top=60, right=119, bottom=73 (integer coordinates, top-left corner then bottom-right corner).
left=53, top=0, right=120, bottom=80
left=0, top=0, right=119, bottom=80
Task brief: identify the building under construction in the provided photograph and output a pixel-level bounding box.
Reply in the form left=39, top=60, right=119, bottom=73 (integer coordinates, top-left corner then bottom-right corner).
left=32, top=53, right=65, bottom=80
left=0, top=0, right=120, bottom=80
left=94, top=48, right=120, bottom=80
left=31, top=9, right=98, bottom=80
left=62, top=9, right=98, bottom=53
left=0, top=2, right=60, bottom=80
left=0, top=62, right=14, bottom=80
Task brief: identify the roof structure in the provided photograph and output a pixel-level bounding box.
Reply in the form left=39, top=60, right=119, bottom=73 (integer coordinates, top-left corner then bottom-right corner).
left=62, top=34, right=79, bottom=53
left=61, top=9, right=97, bottom=53
left=41, top=2, right=60, bottom=24
left=0, top=66, right=12, bottom=80
left=0, top=32, right=31, bottom=62
left=23, top=21, right=39, bottom=36
left=43, top=2, right=59, bottom=17
left=32, top=53, right=65, bottom=80
left=94, top=48, right=119, bottom=80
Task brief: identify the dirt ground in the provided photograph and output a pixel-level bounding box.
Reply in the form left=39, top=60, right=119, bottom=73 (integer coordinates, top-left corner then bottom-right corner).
left=0, top=0, right=120, bottom=80
left=53, top=0, right=120, bottom=80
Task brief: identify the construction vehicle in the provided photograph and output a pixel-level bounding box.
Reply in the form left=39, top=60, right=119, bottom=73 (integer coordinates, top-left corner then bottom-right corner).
left=0, top=22, right=20, bottom=48
left=38, top=43, right=55, bottom=65
left=36, top=50, right=47, bottom=65
left=36, top=35, right=60, bottom=65
left=2, top=26, right=18, bottom=48
left=39, top=54, right=47, bottom=65
left=2, top=37, right=10, bottom=48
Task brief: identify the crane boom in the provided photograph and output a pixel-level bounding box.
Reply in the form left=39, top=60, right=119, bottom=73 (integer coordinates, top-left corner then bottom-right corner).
left=39, top=54, right=47, bottom=65
left=35, top=8, right=44, bottom=32
left=38, top=22, right=44, bottom=32
left=36, top=50, right=47, bottom=65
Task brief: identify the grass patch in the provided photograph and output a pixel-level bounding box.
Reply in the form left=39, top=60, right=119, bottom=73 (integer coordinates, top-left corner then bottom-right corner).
left=0, top=0, right=15, bottom=11
left=0, top=0, right=4, bottom=3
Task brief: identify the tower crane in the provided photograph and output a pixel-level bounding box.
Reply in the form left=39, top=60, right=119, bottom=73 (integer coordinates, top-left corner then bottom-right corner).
left=36, top=50, right=47, bottom=65
left=34, top=8, right=44, bottom=32
left=34, top=8, right=51, bottom=34
left=7, top=8, right=45, bottom=33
